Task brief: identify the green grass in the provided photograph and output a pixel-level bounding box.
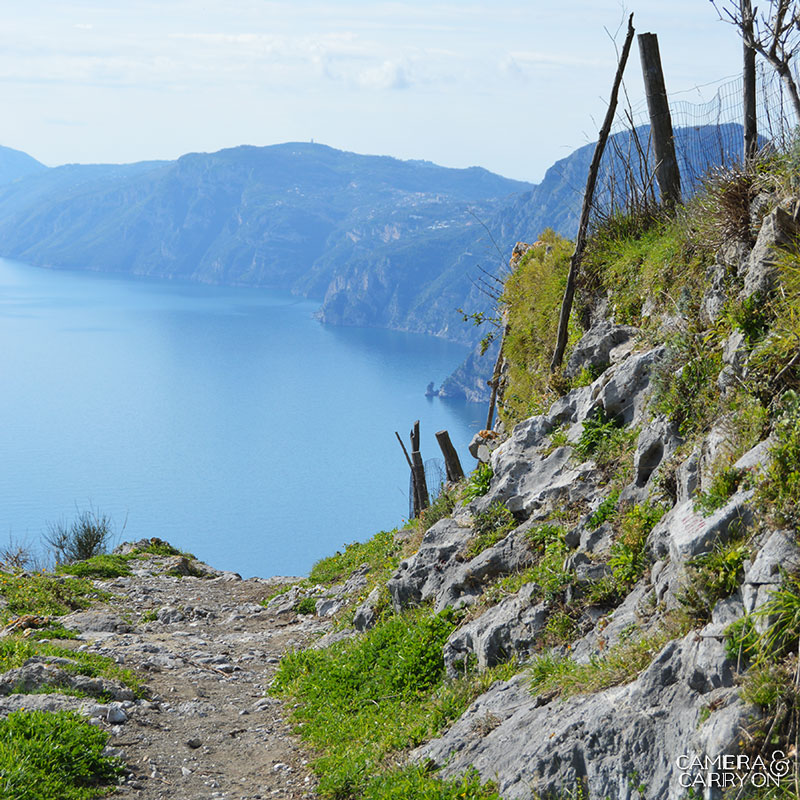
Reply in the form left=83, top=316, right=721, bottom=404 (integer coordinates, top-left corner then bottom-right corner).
left=271, top=607, right=516, bottom=799
left=0, top=637, right=144, bottom=697
left=0, top=573, right=100, bottom=623
left=361, top=766, right=500, bottom=800
left=528, top=623, right=686, bottom=700
left=465, top=503, right=516, bottom=560
left=500, top=229, right=581, bottom=425
left=0, top=710, right=123, bottom=800
left=308, top=530, right=400, bottom=587
left=57, top=553, right=133, bottom=579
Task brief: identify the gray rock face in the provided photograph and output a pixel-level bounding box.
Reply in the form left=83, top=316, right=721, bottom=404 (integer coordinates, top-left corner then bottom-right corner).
left=353, top=587, right=381, bottom=632
left=742, top=205, right=800, bottom=298
left=742, top=530, right=800, bottom=625
left=388, top=519, right=473, bottom=611
left=443, top=585, right=548, bottom=677
left=480, top=444, right=600, bottom=518
left=565, top=321, right=638, bottom=379
left=648, top=491, right=753, bottom=568
left=434, top=528, right=535, bottom=613
left=633, top=415, right=682, bottom=489
left=415, top=631, right=747, bottom=800
left=596, top=346, right=665, bottom=425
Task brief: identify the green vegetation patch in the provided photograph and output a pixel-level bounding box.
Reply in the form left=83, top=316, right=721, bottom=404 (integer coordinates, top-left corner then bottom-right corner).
left=57, top=553, right=133, bottom=580
left=0, top=709, right=123, bottom=800
left=271, top=607, right=514, bottom=799
left=361, top=765, right=500, bottom=800
left=582, top=211, right=711, bottom=327
left=757, top=390, right=800, bottom=525
left=465, top=503, right=516, bottom=560
left=0, top=637, right=143, bottom=697
left=309, top=529, right=400, bottom=587
left=0, top=573, right=99, bottom=623
left=500, top=229, right=580, bottom=426
left=528, top=622, right=687, bottom=700
left=462, top=463, right=493, bottom=502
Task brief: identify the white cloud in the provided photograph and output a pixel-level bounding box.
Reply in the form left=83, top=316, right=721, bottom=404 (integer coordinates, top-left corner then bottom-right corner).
left=356, top=60, right=411, bottom=90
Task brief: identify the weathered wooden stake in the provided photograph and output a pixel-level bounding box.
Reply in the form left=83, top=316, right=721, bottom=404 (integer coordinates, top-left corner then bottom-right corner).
left=551, top=14, right=636, bottom=372
left=638, top=32, right=681, bottom=208
left=435, top=430, right=465, bottom=483
left=741, top=0, right=758, bottom=162
left=410, top=420, right=429, bottom=516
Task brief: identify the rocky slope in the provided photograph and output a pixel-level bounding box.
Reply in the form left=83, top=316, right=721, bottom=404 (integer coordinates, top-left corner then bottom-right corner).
left=270, top=185, right=800, bottom=798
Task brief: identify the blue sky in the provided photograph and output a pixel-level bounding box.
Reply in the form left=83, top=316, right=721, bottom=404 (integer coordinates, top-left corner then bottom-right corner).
left=0, top=1, right=746, bottom=182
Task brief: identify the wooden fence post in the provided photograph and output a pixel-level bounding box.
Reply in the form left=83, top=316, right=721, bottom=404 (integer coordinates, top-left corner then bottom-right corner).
left=638, top=32, right=681, bottom=208
left=550, top=14, right=636, bottom=372
left=410, top=420, right=429, bottom=515
left=435, top=430, right=465, bottom=483
left=741, top=0, right=758, bottom=162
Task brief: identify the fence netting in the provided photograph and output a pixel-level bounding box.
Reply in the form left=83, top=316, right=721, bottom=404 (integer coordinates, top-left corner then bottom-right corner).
left=589, top=61, right=799, bottom=222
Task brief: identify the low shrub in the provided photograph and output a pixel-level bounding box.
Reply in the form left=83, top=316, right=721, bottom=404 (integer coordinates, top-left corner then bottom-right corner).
left=44, top=509, right=117, bottom=565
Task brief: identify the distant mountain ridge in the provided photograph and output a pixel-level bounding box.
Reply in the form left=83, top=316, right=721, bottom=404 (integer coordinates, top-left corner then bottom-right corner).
left=0, top=128, right=746, bottom=370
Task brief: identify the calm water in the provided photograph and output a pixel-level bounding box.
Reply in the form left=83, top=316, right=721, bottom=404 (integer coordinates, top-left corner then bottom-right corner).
left=0, top=259, right=483, bottom=577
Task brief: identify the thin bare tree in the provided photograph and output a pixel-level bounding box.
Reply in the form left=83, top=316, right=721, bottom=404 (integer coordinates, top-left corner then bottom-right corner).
left=712, top=0, right=800, bottom=120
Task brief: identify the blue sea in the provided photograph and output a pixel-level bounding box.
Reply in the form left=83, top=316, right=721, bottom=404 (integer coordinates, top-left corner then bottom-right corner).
left=0, top=258, right=484, bottom=577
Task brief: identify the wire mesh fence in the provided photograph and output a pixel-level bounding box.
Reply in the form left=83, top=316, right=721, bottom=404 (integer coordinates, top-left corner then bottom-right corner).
left=590, top=61, right=799, bottom=222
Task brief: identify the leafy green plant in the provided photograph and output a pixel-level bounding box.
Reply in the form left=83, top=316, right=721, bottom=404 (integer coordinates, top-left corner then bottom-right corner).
left=295, top=596, right=318, bottom=615
left=465, top=503, right=516, bottom=559
left=528, top=532, right=572, bottom=603
left=608, top=502, right=667, bottom=591
left=574, top=408, right=623, bottom=460
left=757, top=390, right=800, bottom=525
left=653, top=336, right=723, bottom=437
left=0, top=709, right=123, bottom=799
left=525, top=523, right=566, bottom=552
left=757, top=570, right=800, bottom=657
left=728, top=292, right=773, bottom=344
left=693, top=467, right=748, bottom=516
left=680, top=537, right=750, bottom=622
left=724, top=614, right=759, bottom=664
left=543, top=610, right=579, bottom=646
left=462, top=463, right=494, bottom=502
left=587, top=490, right=620, bottom=529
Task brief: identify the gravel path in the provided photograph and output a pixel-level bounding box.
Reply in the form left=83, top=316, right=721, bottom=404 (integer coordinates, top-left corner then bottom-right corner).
left=7, top=552, right=329, bottom=800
